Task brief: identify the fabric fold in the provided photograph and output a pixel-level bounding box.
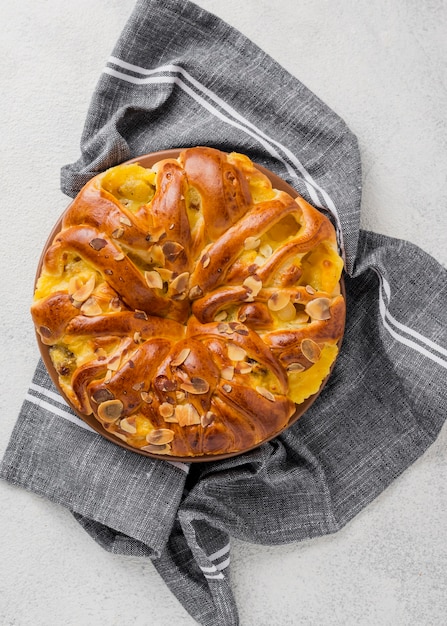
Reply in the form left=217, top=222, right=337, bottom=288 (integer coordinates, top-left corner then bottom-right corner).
left=1, top=1, right=446, bottom=625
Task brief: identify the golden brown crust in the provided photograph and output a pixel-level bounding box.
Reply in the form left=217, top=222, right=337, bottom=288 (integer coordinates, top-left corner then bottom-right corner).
left=32, top=147, right=345, bottom=457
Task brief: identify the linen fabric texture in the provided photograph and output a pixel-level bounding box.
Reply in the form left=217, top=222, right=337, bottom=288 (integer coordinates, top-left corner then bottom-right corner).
left=1, top=1, right=446, bottom=624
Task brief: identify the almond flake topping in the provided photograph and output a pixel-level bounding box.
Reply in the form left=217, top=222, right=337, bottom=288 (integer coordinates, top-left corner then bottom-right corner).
left=146, top=428, right=175, bottom=445
left=287, top=362, right=306, bottom=372
left=256, top=386, right=275, bottom=402
left=277, top=301, right=297, bottom=322
left=159, top=402, right=175, bottom=418
left=305, top=284, right=316, bottom=295
left=120, top=417, right=137, bottom=434
left=259, top=243, right=273, bottom=258
left=201, top=252, right=211, bottom=268
left=267, top=292, right=290, bottom=312
left=119, top=215, right=132, bottom=227
left=222, top=383, right=232, bottom=393
left=175, top=403, right=201, bottom=427
left=301, top=338, right=321, bottom=363
left=217, top=322, right=234, bottom=335
left=244, top=236, right=261, bottom=250
left=170, top=347, right=191, bottom=367
left=107, top=354, right=121, bottom=371
left=157, top=268, right=173, bottom=282
left=144, top=270, right=163, bottom=289
left=189, top=285, right=203, bottom=300
left=180, top=377, right=210, bottom=395
left=80, top=297, right=102, bottom=317
left=162, top=240, right=184, bottom=262
left=243, top=275, right=262, bottom=298
left=103, top=369, right=113, bottom=384
left=170, top=272, right=189, bottom=295
left=113, top=252, right=125, bottom=261
left=141, top=443, right=172, bottom=454
left=227, top=343, right=247, bottom=361
left=304, top=297, right=332, bottom=321
left=89, top=238, right=107, bottom=251
left=236, top=363, right=252, bottom=374
left=97, top=399, right=124, bottom=423
left=214, top=311, right=228, bottom=322
left=201, top=411, right=215, bottom=427
left=140, top=391, right=153, bottom=404
left=221, top=366, right=235, bottom=381
left=112, top=227, right=124, bottom=239
left=71, top=275, right=96, bottom=303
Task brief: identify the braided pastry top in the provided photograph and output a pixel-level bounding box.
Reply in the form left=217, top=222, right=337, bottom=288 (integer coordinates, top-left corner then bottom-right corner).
left=32, top=147, right=345, bottom=458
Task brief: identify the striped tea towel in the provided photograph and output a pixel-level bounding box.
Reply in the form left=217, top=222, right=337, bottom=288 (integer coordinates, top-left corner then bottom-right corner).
left=1, top=1, right=446, bottom=624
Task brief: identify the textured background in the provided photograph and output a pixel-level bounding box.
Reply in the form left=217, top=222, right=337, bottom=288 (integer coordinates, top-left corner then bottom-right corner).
left=1, top=1, right=446, bottom=624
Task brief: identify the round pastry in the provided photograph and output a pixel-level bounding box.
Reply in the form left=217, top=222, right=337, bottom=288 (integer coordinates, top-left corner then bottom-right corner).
left=32, top=147, right=345, bottom=459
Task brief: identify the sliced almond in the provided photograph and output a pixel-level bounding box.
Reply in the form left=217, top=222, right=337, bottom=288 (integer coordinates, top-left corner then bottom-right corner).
left=70, top=275, right=96, bottom=303
left=222, top=383, right=232, bottom=393
left=144, top=270, right=163, bottom=289
left=267, top=292, right=290, bottom=312
left=157, top=267, right=173, bottom=282
left=120, top=417, right=137, bottom=434
left=162, top=240, right=184, bottom=262
left=189, top=284, right=203, bottom=299
left=304, top=297, right=332, bottom=321
left=295, top=312, right=309, bottom=324
left=170, top=347, right=191, bottom=367
left=305, top=284, right=316, bottom=295
left=113, top=252, right=125, bottom=261
left=301, top=338, right=321, bottom=363
left=180, top=377, right=210, bottom=395
left=107, top=354, right=121, bottom=372
left=175, top=403, right=201, bottom=427
left=214, top=311, right=228, bottom=322
left=119, top=215, right=132, bottom=227
left=112, top=227, right=124, bottom=239
left=133, top=331, right=142, bottom=343
left=132, top=381, right=145, bottom=391
left=201, top=252, right=211, bottom=268
left=217, top=322, right=233, bottom=335
left=134, top=309, right=148, bottom=320
left=235, top=363, right=251, bottom=375
left=159, top=402, right=174, bottom=418
left=89, top=238, right=107, bottom=251
left=256, top=386, right=275, bottom=402
left=287, top=362, right=306, bottom=372
left=97, top=399, right=124, bottom=423
left=146, top=428, right=175, bottom=445
left=221, top=366, right=235, bottom=381
left=227, top=343, right=247, bottom=361
left=140, top=391, right=153, bottom=404
left=109, top=297, right=121, bottom=312
left=259, top=242, right=273, bottom=258
left=201, top=411, right=215, bottom=427
left=170, top=272, right=189, bottom=295
left=141, top=443, right=172, bottom=454
left=103, top=369, right=113, bottom=384
left=148, top=244, right=165, bottom=266
left=242, top=275, right=262, bottom=298
left=244, top=236, right=261, bottom=250
left=277, top=301, right=297, bottom=321
left=80, top=297, right=102, bottom=316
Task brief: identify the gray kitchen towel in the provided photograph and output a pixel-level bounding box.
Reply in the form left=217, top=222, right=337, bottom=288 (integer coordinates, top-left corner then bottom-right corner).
left=1, top=1, right=446, bottom=625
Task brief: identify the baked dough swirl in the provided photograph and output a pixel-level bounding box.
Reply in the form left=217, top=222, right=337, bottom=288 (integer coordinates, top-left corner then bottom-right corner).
left=32, top=147, right=345, bottom=458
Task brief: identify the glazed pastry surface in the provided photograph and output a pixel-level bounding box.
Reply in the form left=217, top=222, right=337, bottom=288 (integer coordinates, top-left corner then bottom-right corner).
left=32, top=147, right=345, bottom=457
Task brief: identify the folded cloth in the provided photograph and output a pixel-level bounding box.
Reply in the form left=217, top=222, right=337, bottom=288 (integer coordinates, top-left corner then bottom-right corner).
left=2, top=0, right=446, bottom=624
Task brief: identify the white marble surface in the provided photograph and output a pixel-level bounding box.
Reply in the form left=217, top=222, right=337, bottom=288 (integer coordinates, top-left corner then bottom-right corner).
left=1, top=1, right=446, bottom=624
